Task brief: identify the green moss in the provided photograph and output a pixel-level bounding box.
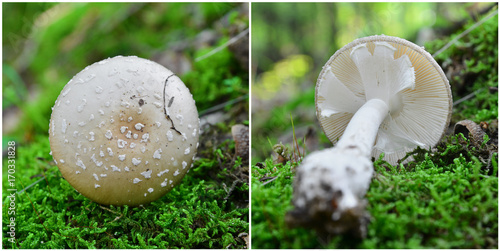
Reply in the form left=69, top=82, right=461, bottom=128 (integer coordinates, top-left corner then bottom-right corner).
left=252, top=134, right=497, bottom=248
left=426, top=12, right=498, bottom=124
left=183, top=40, right=248, bottom=112
left=3, top=134, right=248, bottom=249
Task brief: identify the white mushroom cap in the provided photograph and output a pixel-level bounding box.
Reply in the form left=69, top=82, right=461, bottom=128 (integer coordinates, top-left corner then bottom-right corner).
left=316, top=35, right=452, bottom=164
left=49, top=56, right=199, bottom=206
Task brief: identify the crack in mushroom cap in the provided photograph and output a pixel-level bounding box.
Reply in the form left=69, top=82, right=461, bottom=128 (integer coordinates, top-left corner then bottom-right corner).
left=316, top=35, right=452, bottom=164
left=49, top=56, right=200, bottom=206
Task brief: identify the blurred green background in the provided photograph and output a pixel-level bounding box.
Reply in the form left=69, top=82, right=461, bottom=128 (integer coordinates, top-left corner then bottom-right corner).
left=3, top=2, right=249, bottom=248
left=3, top=2, right=249, bottom=143
left=252, top=2, right=497, bottom=163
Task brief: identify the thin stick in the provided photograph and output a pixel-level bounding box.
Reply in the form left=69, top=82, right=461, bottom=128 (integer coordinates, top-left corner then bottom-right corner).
left=290, top=113, right=302, bottom=162
left=261, top=176, right=278, bottom=186
left=453, top=88, right=484, bottom=106
left=195, top=28, right=249, bottom=62
left=199, top=94, right=249, bottom=117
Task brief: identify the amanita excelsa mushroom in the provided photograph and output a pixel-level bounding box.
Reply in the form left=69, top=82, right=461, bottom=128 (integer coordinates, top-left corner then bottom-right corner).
left=286, top=35, right=452, bottom=237
left=49, top=56, right=199, bottom=206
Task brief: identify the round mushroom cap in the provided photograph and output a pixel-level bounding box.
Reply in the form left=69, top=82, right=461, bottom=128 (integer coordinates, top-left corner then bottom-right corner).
left=316, top=35, right=452, bottom=164
left=49, top=56, right=199, bottom=206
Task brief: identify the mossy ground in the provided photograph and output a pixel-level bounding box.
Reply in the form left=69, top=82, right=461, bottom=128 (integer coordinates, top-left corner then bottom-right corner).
left=251, top=7, right=498, bottom=249
left=3, top=3, right=249, bottom=249
left=3, top=128, right=249, bottom=249
left=3, top=133, right=248, bottom=249
left=253, top=134, right=497, bottom=249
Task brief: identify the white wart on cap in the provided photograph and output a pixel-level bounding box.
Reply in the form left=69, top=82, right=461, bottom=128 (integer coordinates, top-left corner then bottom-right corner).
left=316, top=35, right=452, bottom=164
left=49, top=56, right=199, bottom=206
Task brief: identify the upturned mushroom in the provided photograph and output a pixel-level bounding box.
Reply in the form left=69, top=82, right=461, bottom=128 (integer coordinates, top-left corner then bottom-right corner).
left=49, top=56, right=199, bottom=206
left=286, top=35, right=452, bottom=237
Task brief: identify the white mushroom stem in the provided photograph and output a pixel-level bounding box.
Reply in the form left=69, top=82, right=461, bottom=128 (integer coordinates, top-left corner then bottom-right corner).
left=287, top=99, right=388, bottom=237
left=336, top=98, right=389, bottom=157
